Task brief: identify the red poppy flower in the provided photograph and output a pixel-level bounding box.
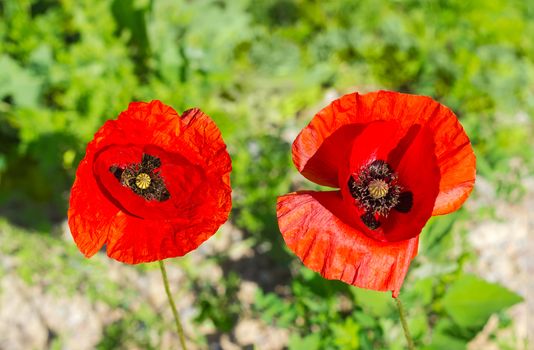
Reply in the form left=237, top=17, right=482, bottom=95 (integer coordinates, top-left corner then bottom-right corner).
left=277, top=91, right=475, bottom=297
left=68, top=100, right=232, bottom=264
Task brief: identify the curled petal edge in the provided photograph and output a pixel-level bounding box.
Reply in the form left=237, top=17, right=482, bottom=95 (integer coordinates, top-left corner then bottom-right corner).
left=292, top=91, right=475, bottom=213
left=277, top=191, right=419, bottom=297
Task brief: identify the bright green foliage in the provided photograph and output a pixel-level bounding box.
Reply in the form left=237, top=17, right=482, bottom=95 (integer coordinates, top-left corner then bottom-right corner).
left=288, top=333, right=321, bottom=350
left=194, top=271, right=241, bottom=332
left=352, top=288, right=394, bottom=317
left=442, top=274, right=523, bottom=328
left=331, top=317, right=361, bottom=349
left=231, top=134, right=293, bottom=244
left=0, top=0, right=531, bottom=348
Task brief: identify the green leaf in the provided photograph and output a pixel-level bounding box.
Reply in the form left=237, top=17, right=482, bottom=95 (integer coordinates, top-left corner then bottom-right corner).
left=423, top=319, right=468, bottom=350
left=354, top=311, right=376, bottom=328
left=442, top=274, right=523, bottom=328
left=0, top=55, right=42, bottom=107
left=352, top=288, right=393, bottom=317
left=288, top=333, right=321, bottom=350
left=330, top=317, right=360, bottom=349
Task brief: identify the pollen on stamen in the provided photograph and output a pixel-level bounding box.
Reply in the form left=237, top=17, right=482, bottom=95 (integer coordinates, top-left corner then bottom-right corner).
left=109, top=153, right=170, bottom=202
left=135, top=173, right=151, bottom=189
left=368, top=179, right=389, bottom=199
left=348, top=159, right=409, bottom=230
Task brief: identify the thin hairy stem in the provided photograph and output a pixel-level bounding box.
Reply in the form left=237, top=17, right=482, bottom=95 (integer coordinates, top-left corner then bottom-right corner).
left=158, top=260, right=187, bottom=350
left=395, top=297, right=415, bottom=350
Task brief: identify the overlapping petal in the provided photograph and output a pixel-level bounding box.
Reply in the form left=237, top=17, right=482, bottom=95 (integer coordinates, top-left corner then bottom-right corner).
left=292, top=91, right=475, bottom=214
left=277, top=191, right=418, bottom=297
left=381, top=125, right=440, bottom=242
left=68, top=150, right=118, bottom=258
left=335, top=122, right=441, bottom=243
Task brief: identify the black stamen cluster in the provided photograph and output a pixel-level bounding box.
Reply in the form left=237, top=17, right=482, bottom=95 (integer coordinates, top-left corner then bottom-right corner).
left=109, top=153, right=170, bottom=202
left=348, top=160, right=413, bottom=230
left=348, top=160, right=402, bottom=216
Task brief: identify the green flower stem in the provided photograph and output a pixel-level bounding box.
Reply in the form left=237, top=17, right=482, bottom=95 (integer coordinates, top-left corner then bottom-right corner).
left=158, top=260, right=188, bottom=350
left=395, top=297, right=415, bottom=350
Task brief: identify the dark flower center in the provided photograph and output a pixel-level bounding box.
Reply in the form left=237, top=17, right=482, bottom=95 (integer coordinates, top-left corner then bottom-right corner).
left=348, top=160, right=412, bottom=230
left=109, top=153, right=170, bottom=202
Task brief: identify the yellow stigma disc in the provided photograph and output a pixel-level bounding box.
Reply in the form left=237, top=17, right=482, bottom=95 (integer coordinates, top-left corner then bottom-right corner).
left=368, top=179, right=389, bottom=199
left=135, top=173, right=151, bottom=189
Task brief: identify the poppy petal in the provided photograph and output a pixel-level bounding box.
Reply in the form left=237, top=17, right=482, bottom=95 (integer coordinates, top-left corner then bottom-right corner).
left=292, top=91, right=475, bottom=212
left=93, top=102, right=231, bottom=179
left=180, top=108, right=232, bottom=178
left=179, top=107, right=232, bottom=224
left=380, top=125, right=441, bottom=241
left=103, top=166, right=231, bottom=265
left=92, top=144, right=209, bottom=220
left=357, top=91, right=475, bottom=215
left=104, top=207, right=229, bottom=264
left=293, top=124, right=366, bottom=187
left=336, top=120, right=407, bottom=234
left=277, top=191, right=419, bottom=297
left=292, top=97, right=365, bottom=188
left=345, top=121, right=405, bottom=177
left=68, top=148, right=119, bottom=257
left=335, top=124, right=440, bottom=242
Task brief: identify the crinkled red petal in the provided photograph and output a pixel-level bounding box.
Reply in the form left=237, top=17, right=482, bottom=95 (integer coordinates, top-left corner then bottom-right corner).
left=335, top=121, right=440, bottom=242
left=277, top=191, right=419, bottom=297
left=381, top=125, right=441, bottom=241
left=68, top=101, right=231, bottom=263
left=68, top=142, right=119, bottom=257
left=293, top=124, right=366, bottom=187
left=292, top=91, right=475, bottom=212
left=104, top=205, right=230, bottom=264
left=336, top=121, right=406, bottom=234
left=93, top=144, right=208, bottom=220
left=346, top=121, right=405, bottom=173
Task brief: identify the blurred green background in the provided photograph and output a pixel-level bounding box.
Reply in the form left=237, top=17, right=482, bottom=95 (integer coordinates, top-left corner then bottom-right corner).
left=0, top=0, right=532, bottom=349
